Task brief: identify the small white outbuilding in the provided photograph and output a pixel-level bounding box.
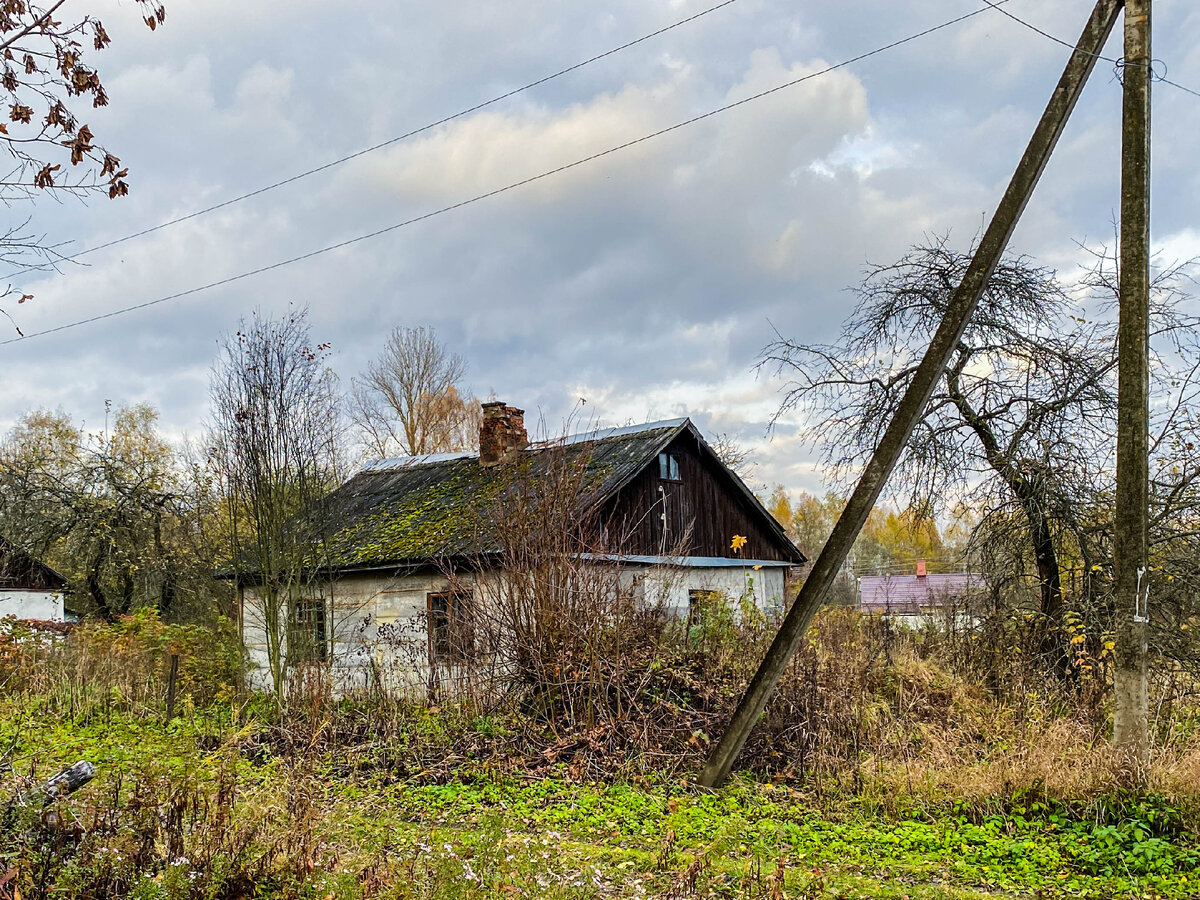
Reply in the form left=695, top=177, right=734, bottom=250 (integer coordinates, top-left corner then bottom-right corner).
left=0, top=536, right=67, bottom=621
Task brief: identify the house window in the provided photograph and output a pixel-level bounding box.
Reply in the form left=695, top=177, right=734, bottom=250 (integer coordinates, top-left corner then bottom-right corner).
left=658, top=452, right=680, bottom=481
left=428, top=590, right=474, bottom=664
left=291, top=597, right=328, bottom=662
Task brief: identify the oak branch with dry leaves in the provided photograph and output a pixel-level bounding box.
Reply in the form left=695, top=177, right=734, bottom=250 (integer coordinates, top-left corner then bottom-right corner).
left=1, top=0, right=166, bottom=331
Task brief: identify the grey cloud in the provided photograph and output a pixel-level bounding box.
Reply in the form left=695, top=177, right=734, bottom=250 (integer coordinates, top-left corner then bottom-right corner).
left=2, top=0, right=1197, bottom=500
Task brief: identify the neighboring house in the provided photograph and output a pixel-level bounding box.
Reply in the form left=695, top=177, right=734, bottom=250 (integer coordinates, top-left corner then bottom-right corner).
left=858, top=561, right=982, bottom=627
left=0, top=536, right=68, bottom=621
left=238, top=403, right=806, bottom=691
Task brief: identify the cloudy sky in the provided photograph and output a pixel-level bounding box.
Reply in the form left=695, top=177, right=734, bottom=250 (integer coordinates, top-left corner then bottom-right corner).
left=2, top=0, right=1197, bottom=497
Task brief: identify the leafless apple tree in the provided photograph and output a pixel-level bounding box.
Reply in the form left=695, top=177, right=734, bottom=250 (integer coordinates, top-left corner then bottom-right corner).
left=763, top=237, right=1200, bottom=670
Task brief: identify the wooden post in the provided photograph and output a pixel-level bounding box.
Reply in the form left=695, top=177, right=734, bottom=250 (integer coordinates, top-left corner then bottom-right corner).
left=1113, top=0, right=1152, bottom=779
left=165, top=652, right=180, bottom=721
left=699, top=0, right=1125, bottom=788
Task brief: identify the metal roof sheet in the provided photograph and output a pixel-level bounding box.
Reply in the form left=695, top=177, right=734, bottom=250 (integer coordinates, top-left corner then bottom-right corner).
left=858, top=573, right=983, bottom=614
left=582, top=554, right=796, bottom=568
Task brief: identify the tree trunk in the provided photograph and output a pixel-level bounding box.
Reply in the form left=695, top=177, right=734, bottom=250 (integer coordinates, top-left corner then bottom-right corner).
left=1022, top=496, right=1063, bottom=621
left=946, top=369, right=1065, bottom=625
left=87, top=559, right=114, bottom=623
left=1017, top=492, right=1072, bottom=676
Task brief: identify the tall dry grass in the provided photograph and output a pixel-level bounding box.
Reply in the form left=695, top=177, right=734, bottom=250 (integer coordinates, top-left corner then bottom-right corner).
left=0, top=610, right=241, bottom=724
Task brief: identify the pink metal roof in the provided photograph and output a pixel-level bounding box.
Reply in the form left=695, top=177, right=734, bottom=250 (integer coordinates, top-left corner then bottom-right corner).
left=858, top=573, right=982, bottom=614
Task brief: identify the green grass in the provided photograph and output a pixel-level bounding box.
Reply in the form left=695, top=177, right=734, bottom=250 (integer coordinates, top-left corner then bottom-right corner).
left=3, top=704, right=1198, bottom=899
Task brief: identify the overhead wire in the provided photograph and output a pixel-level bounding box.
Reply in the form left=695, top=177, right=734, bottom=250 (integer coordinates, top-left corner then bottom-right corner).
left=0, top=2, right=1017, bottom=348
left=2, top=0, right=744, bottom=280
left=978, top=0, right=1200, bottom=98
left=1156, top=72, right=1200, bottom=101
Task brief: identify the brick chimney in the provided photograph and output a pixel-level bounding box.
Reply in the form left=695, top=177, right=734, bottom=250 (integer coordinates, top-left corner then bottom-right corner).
left=479, top=402, right=528, bottom=466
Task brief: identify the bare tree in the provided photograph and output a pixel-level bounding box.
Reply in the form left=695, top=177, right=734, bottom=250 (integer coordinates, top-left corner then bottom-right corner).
left=764, top=238, right=1200, bottom=669
left=208, top=308, right=343, bottom=699
left=765, top=239, right=1118, bottom=627
left=348, top=326, right=480, bottom=458
left=710, top=432, right=754, bottom=478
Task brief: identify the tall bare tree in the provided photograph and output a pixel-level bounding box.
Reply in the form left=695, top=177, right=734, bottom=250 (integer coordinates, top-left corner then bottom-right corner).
left=208, top=308, right=343, bottom=698
left=348, top=326, right=480, bottom=458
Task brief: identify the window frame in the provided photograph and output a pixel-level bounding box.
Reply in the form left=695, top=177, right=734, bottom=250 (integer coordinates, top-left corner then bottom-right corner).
left=687, top=589, right=721, bottom=630
left=658, top=452, right=681, bottom=482
left=427, top=589, right=474, bottom=665
left=290, top=596, right=329, bottom=663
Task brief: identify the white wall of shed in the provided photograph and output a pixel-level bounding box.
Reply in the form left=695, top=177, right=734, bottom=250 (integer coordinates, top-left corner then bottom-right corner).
left=0, top=590, right=64, bottom=621
left=638, top=566, right=786, bottom=618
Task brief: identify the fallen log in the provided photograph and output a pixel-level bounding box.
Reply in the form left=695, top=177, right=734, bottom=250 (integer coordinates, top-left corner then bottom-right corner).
left=22, top=760, right=96, bottom=808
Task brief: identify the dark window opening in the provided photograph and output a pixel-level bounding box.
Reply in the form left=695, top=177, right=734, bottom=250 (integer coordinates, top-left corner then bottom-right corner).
left=291, top=597, right=328, bottom=662
left=658, top=452, right=681, bottom=481
left=428, top=590, right=474, bottom=664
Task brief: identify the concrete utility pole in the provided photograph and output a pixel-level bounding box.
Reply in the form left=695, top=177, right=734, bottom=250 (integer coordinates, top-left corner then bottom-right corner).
left=699, top=0, right=1124, bottom=789
left=1112, top=0, right=1152, bottom=779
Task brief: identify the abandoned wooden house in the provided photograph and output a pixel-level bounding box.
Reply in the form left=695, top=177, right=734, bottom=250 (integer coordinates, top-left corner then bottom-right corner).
left=0, top=536, right=68, bottom=621
left=238, top=403, right=806, bottom=691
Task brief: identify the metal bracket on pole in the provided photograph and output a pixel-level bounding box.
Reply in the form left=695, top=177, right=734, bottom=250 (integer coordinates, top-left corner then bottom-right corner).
left=698, top=0, right=1125, bottom=789
left=1133, top=566, right=1149, bottom=624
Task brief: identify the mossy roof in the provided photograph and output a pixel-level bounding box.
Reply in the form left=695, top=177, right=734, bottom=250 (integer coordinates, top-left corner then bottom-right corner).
left=314, top=420, right=689, bottom=571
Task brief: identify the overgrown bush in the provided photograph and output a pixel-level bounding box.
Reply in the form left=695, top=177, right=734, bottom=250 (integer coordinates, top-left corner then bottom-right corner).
left=0, top=610, right=241, bottom=719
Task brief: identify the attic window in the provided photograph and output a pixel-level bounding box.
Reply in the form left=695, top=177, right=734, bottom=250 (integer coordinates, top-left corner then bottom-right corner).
left=658, top=452, right=680, bottom=482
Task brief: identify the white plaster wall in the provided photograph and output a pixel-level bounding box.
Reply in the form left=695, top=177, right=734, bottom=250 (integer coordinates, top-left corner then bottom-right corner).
left=241, top=563, right=788, bottom=696
left=639, top=566, right=786, bottom=619
left=0, top=590, right=64, bottom=621
left=242, top=571, right=490, bottom=695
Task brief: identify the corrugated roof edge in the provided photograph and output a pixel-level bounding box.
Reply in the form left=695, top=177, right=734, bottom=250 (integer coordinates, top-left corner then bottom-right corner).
left=358, top=451, right=474, bottom=472
left=547, top=417, right=689, bottom=448
left=358, top=418, right=689, bottom=473
left=581, top=553, right=795, bottom=568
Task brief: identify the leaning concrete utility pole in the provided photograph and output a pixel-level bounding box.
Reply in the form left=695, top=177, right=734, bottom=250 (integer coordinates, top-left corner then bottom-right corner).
left=699, top=0, right=1124, bottom=789
left=1112, top=0, right=1152, bottom=779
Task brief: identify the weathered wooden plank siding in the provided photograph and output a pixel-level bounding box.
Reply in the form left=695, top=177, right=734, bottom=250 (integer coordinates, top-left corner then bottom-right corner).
left=601, top=432, right=794, bottom=561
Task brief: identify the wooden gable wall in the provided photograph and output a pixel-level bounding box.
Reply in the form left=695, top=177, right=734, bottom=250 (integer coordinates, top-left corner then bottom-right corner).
left=0, top=538, right=66, bottom=591
left=599, top=430, right=801, bottom=562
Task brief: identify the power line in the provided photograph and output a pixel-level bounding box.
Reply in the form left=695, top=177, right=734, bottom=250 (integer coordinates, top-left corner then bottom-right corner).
left=978, top=0, right=1200, bottom=98
left=0, top=1, right=1011, bottom=348
left=1157, top=73, right=1200, bottom=101
left=978, top=0, right=1113, bottom=61
left=3, top=0, right=743, bottom=280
